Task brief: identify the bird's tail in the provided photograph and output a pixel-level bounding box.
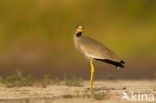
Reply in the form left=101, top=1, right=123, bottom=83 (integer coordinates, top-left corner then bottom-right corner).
left=94, top=58, right=125, bottom=69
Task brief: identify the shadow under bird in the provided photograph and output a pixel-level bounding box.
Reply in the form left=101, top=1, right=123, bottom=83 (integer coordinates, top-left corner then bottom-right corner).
left=74, top=25, right=125, bottom=93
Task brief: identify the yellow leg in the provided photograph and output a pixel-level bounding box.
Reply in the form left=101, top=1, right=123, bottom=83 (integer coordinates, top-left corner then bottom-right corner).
left=89, top=59, right=95, bottom=93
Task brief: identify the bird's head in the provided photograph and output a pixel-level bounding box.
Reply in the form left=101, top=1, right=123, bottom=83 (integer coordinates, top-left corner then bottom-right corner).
left=75, top=25, right=83, bottom=37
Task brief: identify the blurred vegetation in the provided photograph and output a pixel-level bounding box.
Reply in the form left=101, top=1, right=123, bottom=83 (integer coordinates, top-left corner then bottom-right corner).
left=0, top=70, right=35, bottom=87
left=92, top=91, right=109, bottom=100
left=0, top=0, right=156, bottom=76
left=64, top=76, right=83, bottom=87
left=0, top=0, right=156, bottom=55
left=0, top=70, right=84, bottom=87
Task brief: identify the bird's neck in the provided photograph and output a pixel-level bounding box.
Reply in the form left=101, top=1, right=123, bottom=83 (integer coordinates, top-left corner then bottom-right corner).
left=75, top=32, right=82, bottom=37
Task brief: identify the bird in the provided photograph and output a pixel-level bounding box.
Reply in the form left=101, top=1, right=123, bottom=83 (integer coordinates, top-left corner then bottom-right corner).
left=74, top=25, right=125, bottom=93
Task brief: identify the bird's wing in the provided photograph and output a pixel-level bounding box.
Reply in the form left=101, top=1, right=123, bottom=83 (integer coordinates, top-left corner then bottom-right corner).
left=79, top=36, right=122, bottom=62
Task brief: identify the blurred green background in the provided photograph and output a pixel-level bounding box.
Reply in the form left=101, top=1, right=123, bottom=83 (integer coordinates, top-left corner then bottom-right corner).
left=0, top=0, right=156, bottom=79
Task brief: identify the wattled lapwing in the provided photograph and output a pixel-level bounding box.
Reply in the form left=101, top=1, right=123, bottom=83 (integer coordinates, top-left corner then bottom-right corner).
left=74, top=25, right=125, bottom=93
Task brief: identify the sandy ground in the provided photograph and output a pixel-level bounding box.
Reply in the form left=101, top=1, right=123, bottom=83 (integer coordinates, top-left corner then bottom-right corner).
left=0, top=80, right=156, bottom=103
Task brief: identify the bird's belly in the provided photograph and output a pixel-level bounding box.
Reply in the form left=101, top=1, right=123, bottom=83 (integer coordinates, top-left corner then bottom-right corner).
left=83, top=50, right=104, bottom=59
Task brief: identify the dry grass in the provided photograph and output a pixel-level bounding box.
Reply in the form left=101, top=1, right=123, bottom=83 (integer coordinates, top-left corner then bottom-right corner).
left=0, top=71, right=84, bottom=88
left=64, top=76, right=83, bottom=87
left=0, top=70, right=35, bottom=87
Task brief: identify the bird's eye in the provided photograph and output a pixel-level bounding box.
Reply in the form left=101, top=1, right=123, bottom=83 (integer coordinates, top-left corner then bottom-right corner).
left=76, top=32, right=82, bottom=37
